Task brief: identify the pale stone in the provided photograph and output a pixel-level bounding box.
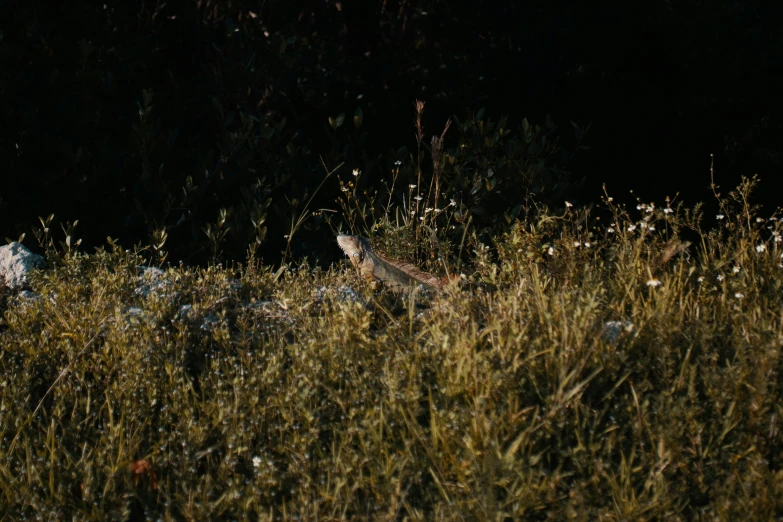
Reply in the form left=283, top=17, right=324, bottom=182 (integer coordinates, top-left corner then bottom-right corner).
left=0, top=242, right=46, bottom=289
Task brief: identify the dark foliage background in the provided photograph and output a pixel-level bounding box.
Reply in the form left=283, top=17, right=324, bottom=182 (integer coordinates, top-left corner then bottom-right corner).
left=1, top=0, right=781, bottom=265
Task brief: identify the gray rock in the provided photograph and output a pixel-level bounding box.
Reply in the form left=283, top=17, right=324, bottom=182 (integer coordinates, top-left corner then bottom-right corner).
left=603, top=320, right=635, bottom=343
left=9, top=289, right=40, bottom=310
left=134, top=265, right=177, bottom=300
left=0, top=242, right=46, bottom=289
left=138, top=265, right=165, bottom=280
left=200, top=311, right=222, bottom=332
left=118, top=306, right=159, bottom=331
left=125, top=306, right=144, bottom=317
left=246, top=300, right=295, bottom=327
left=174, top=304, right=194, bottom=321
left=172, top=305, right=226, bottom=333
left=314, top=285, right=363, bottom=304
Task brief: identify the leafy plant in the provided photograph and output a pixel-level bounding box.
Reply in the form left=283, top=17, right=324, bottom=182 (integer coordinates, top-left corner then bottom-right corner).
left=2, top=179, right=782, bottom=519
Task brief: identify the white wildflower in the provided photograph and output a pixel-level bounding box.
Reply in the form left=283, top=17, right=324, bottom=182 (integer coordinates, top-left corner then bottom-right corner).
left=716, top=214, right=725, bottom=220
left=756, top=243, right=766, bottom=253
left=646, top=278, right=661, bottom=287
left=735, top=292, right=744, bottom=299
left=627, top=225, right=636, bottom=232
left=732, top=266, right=741, bottom=274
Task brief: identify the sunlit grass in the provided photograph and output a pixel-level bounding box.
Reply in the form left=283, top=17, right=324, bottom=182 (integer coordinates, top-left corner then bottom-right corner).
left=1, top=176, right=782, bottom=520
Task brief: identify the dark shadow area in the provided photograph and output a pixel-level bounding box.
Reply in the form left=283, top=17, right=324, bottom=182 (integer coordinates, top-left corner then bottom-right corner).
left=1, top=0, right=780, bottom=265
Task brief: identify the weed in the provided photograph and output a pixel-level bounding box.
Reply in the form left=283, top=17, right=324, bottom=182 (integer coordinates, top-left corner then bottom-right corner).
left=2, top=176, right=782, bottom=519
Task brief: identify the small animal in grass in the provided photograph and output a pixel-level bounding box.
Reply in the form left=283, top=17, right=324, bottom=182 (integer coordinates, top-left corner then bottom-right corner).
left=336, top=234, right=459, bottom=291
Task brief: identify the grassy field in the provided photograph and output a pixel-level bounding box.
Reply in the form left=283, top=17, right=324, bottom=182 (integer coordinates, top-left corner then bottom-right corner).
left=2, top=177, right=783, bottom=520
